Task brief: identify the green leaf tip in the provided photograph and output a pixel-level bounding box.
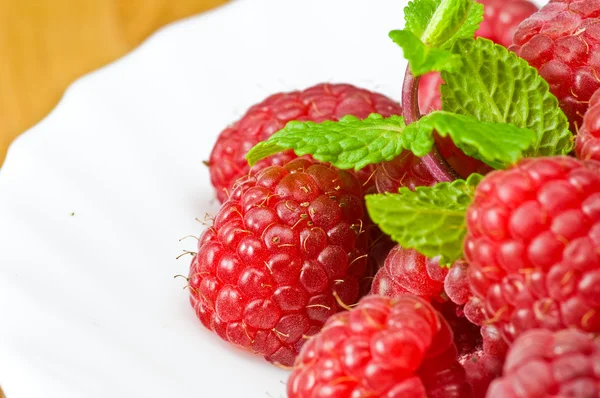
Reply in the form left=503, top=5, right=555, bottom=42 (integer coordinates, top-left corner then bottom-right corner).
left=405, top=0, right=483, bottom=49
left=406, top=111, right=537, bottom=169
left=366, top=173, right=482, bottom=264
left=389, top=30, right=462, bottom=76
left=392, top=0, right=484, bottom=76
left=441, top=37, right=573, bottom=157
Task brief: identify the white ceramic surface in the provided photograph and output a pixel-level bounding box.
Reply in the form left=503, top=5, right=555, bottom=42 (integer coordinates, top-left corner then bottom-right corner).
left=0, top=0, right=548, bottom=397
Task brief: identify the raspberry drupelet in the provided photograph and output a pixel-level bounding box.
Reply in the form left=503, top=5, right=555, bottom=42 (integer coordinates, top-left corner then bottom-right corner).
left=464, top=156, right=600, bottom=343
left=487, top=328, right=600, bottom=397
left=576, top=87, right=600, bottom=161
left=287, top=295, right=473, bottom=398
left=510, top=0, right=600, bottom=132
left=189, top=158, right=371, bottom=366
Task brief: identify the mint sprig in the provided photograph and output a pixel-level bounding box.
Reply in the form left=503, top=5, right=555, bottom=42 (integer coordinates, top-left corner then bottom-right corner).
left=366, top=173, right=482, bottom=264
left=246, top=114, right=409, bottom=170
left=441, top=38, right=573, bottom=156
left=391, top=0, right=484, bottom=76
left=246, top=112, right=535, bottom=171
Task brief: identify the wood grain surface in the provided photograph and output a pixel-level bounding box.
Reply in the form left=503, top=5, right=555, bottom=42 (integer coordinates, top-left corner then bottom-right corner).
left=0, top=0, right=227, bottom=166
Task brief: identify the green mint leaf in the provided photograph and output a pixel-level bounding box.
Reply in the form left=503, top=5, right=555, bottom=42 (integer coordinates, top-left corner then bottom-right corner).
left=441, top=37, right=573, bottom=157
left=392, top=0, right=483, bottom=76
left=246, top=114, right=412, bottom=170
left=366, top=173, right=482, bottom=264
left=406, top=111, right=537, bottom=169
left=405, top=0, right=483, bottom=49
left=389, top=30, right=462, bottom=75
left=444, top=1, right=484, bottom=50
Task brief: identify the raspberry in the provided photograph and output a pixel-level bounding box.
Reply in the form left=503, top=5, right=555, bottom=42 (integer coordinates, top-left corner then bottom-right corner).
left=434, top=300, right=483, bottom=360
left=436, top=303, right=507, bottom=398
left=511, top=0, right=600, bottom=131
left=287, top=295, right=473, bottom=398
left=487, top=328, right=600, bottom=397
left=383, top=245, right=445, bottom=299
left=368, top=250, right=484, bottom=358
left=417, top=0, right=537, bottom=178
left=446, top=312, right=507, bottom=397
left=188, top=158, right=370, bottom=366
left=481, top=324, right=509, bottom=359
left=361, top=151, right=436, bottom=195
left=464, top=156, right=600, bottom=343
left=462, top=326, right=509, bottom=398
left=208, top=83, right=403, bottom=202
left=462, top=351, right=504, bottom=398
left=576, top=88, right=600, bottom=161
left=370, top=265, right=411, bottom=297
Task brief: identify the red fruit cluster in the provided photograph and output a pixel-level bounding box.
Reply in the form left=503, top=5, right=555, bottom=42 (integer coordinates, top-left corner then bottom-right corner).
left=208, top=83, right=404, bottom=202
left=488, top=328, right=600, bottom=397
left=510, top=0, right=600, bottom=131
left=287, top=295, right=472, bottom=398
left=189, top=158, right=370, bottom=366
left=576, top=88, right=600, bottom=161
left=464, top=156, right=600, bottom=343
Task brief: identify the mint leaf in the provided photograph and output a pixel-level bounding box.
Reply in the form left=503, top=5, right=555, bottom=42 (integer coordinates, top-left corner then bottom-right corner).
left=366, top=173, right=482, bottom=264
left=445, top=1, right=484, bottom=50
left=405, top=0, right=483, bottom=49
left=441, top=37, right=573, bottom=157
left=393, top=0, right=484, bottom=75
left=246, top=114, right=413, bottom=170
left=389, top=30, right=462, bottom=75
left=246, top=110, right=537, bottom=171
left=406, top=111, right=537, bottom=169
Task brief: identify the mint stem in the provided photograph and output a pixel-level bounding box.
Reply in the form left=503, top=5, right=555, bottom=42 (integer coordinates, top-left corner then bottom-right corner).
left=402, top=66, right=422, bottom=125
left=402, top=66, right=458, bottom=182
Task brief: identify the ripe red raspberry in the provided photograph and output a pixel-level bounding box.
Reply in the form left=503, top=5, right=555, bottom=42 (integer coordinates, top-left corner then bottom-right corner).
left=383, top=245, right=445, bottom=299
left=461, top=326, right=509, bottom=398
left=370, top=246, right=446, bottom=302
left=366, top=249, right=486, bottom=358
left=361, top=151, right=436, bottom=195
left=208, top=83, right=403, bottom=202
left=464, top=156, right=600, bottom=343
left=417, top=0, right=537, bottom=179
left=370, top=265, right=411, bottom=297
left=462, top=351, right=504, bottom=398
left=449, top=315, right=507, bottom=397
left=287, top=295, right=473, bottom=398
left=189, top=158, right=370, bottom=366
left=434, top=300, right=483, bottom=360
left=510, top=0, right=600, bottom=131
left=487, top=328, right=600, bottom=397
left=576, top=88, right=600, bottom=161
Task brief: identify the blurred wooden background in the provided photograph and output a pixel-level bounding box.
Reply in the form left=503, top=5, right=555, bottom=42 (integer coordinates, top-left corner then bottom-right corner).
left=0, top=0, right=228, bottom=166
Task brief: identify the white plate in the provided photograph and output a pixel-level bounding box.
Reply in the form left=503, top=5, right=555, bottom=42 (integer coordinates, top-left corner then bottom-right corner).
left=0, top=0, right=548, bottom=397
